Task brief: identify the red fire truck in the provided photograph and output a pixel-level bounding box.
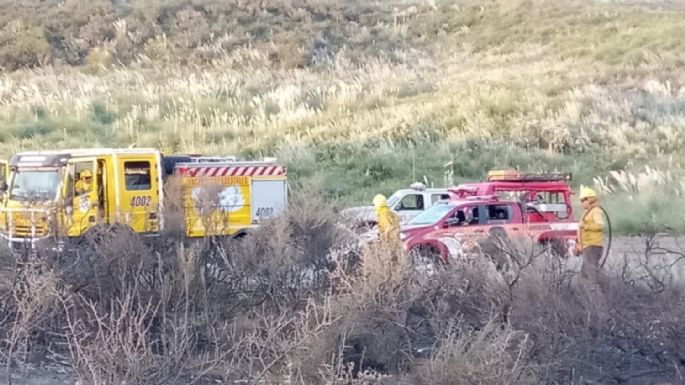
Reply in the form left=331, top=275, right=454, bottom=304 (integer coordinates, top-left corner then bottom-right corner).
left=400, top=170, right=578, bottom=262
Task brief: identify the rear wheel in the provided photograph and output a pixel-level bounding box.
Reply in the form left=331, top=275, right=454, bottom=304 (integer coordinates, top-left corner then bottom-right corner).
left=542, top=238, right=568, bottom=258
left=410, top=245, right=445, bottom=275
left=478, top=227, right=511, bottom=271
left=82, top=223, right=136, bottom=248
left=488, top=227, right=509, bottom=244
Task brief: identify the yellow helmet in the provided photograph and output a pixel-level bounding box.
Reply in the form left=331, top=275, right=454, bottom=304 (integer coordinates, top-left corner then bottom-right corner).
left=579, top=185, right=597, bottom=200
left=80, top=169, right=93, bottom=179
left=373, top=194, right=388, bottom=207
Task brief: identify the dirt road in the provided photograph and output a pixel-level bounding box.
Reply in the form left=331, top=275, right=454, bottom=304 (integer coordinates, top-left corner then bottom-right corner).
left=565, top=234, right=685, bottom=285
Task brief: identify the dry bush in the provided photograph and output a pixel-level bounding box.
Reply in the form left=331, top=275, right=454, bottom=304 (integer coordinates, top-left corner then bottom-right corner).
left=63, top=292, right=189, bottom=385
left=159, top=175, right=188, bottom=240
left=0, top=259, right=62, bottom=384
left=507, top=246, right=685, bottom=385
left=405, top=321, right=537, bottom=385
left=202, top=186, right=348, bottom=312
left=327, top=242, right=418, bottom=374
left=55, top=226, right=157, bottom=306
left=4, top=191, right=685, bottom=385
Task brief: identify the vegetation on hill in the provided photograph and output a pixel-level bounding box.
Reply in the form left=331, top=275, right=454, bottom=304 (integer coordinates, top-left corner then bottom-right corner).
left=0, top=0, right=684, bottom=233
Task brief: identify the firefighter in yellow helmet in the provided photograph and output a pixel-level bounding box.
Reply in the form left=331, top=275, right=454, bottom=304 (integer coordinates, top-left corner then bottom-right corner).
left=574, top=186, right=605, bottom=281
left=373, top=194, right=401, bottom=245
left=75, top=169, right=93, bottom=195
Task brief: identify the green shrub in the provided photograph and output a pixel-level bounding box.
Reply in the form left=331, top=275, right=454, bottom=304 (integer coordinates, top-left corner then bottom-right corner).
left=0, top=22, right=51, bottom=70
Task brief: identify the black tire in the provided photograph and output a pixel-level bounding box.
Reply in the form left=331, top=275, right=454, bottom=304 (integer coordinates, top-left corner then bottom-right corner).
left=542, top=238, right=568, bottom=258
left=82, top=223, right=135, bottom=247
left=410, top=245, right=445, bottom=272
left=478, top=227, right=511, bottom=271
left=488, top=227, right=510, bottom=245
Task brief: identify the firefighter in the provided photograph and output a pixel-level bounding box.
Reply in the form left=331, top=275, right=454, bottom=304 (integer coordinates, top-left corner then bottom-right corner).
left=75, top=169, right=93, bottom=195
left=574, top=186, right=605, bottom=281
left=373, top=194, right=401, bottom=245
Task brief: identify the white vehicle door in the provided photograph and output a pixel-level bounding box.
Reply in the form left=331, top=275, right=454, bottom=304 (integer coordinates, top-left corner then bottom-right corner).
left=393, top=192, right=426, bottom=222
left=429, top=192, right=451, bottom=207
left=251, top=179, right=287, bottom=222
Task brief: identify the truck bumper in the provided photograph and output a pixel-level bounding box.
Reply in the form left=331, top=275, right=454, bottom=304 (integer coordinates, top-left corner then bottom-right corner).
left=0, top=235, right=64, bottom=254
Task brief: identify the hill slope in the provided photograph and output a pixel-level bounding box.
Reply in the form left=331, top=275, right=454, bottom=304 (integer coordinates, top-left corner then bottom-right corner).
left=1, top=0, right=684, bottom=233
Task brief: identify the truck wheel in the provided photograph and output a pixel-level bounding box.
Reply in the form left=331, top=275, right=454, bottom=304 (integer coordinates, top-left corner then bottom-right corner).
left=83, top=224, right=135, bottom=246
left=477, top=227, right=511, bottom=270
left=488, top=227, right=510, bottom=246
left=542, top=238, right=567, bottom=258
left=410, top=245, right=445, bottom=274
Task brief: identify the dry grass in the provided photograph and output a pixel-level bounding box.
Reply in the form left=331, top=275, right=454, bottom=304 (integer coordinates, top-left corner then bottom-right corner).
left=1, top=190, right=685, bottom=384
left=594, top=166, right=685, bottom=234
left=1, top=2, right=685, bottom=229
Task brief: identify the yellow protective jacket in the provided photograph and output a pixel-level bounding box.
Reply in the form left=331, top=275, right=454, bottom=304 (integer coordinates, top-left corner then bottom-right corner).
left=579, top=206, right=604, bottom=249
left=75, top=180, right=91, bottom=195
left=376, top=206, right=400, bottom=243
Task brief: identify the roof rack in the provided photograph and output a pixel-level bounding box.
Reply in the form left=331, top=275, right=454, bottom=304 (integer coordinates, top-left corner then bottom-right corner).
left=463, top=195, right=498, bottom=201
left=487, top=169, right=572, bottom=182
left=188, top=155, right=245, bottom=162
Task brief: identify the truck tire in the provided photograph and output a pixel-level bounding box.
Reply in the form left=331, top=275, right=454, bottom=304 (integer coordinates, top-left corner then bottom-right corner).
left=477, top=227, right=510, bottom=271
left=410, top=245, right=445, bottom=273
left=488, top=226, right=509, bottom=243
left=542, top=238, right=568, bottom=258
left=82, top=223, right=135, bottom=247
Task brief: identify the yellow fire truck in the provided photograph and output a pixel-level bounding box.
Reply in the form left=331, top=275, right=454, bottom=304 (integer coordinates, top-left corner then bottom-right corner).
left=0, top=148, right=287, bottom=250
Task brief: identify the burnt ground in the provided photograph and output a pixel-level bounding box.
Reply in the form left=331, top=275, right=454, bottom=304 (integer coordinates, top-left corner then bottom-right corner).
left=5, top=364, right=72, bottom=385
left=3, top=234, right=685, bottom=385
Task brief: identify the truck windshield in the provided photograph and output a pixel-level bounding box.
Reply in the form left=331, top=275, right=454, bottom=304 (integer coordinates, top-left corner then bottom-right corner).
left=408, top=203, right=455, bottom=226
left=10, top=169, right=60, bottom=201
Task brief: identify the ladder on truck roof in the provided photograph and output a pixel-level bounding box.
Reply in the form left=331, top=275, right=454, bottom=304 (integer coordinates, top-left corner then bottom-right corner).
left=188, top=155, right=244, bottom=162
left=487, top=170, right=572, bottom=182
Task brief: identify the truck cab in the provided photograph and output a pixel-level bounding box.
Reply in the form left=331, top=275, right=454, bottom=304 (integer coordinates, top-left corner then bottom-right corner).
left=402, top=195, right=578, bottom=263
left=0, top=149, right=164, bottom=249
left=449, top=169, right=576, bottom=223
left=0, top=148, right=288, bottom=250
left=341, top=182, right=452, bottom=227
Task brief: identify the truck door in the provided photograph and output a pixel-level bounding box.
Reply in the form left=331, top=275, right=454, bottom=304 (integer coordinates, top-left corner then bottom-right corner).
left=64, top=158, right=100, bottom=237
left=392, top=193, right=425, bottom=222
left=430, top=204, right=483, bottom=249
left=0, top=159, right=7, bottom=201
left=119, top=158, right=160, bottom=233
left=484, top=202, right=523, bottom=239
left=430, top=193, right=451, bottom=207
left=251, top=179, right=287, bottom=222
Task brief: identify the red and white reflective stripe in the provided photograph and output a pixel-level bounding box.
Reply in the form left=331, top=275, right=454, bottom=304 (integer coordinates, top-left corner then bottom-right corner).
left=178, top=166, right=286, bottom=177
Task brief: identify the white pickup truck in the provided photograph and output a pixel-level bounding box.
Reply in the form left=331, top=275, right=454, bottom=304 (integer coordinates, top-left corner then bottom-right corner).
left=341, top=183, right=452, bottom=227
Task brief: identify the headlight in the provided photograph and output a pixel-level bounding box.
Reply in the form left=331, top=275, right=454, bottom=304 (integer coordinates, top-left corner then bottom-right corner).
left=399, top=232, right=407, bottom=240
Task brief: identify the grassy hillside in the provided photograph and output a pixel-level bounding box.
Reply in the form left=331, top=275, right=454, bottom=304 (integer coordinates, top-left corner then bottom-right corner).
left=1, top=0, right=684, bottom=233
